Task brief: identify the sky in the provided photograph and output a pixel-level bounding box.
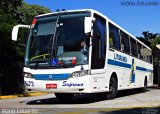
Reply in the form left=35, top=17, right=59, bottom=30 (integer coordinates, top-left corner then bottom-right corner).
left=24, top=0, right=160, bottom=37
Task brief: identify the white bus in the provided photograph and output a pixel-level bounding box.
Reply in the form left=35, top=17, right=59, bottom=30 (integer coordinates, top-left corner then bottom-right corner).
left=12, top=9, right=153, bottom=101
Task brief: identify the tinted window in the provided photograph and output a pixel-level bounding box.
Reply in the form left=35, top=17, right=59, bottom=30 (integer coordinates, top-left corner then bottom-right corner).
left=137, top=43, right=143, bottom=59
left=130, top=38, right=138, bottom=57
left=26, top=13, right=90, bottom=67
left=141, top=46, right=152, bottom=63
left=109, top=23, right=121, bottom=50
left=120, top=31, right=130, bottom=54
left=91, top=14, right=106, bottom=69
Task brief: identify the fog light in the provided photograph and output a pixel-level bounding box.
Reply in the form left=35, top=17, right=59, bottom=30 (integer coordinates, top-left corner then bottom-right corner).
left=24, top=72, right=33, bottom=78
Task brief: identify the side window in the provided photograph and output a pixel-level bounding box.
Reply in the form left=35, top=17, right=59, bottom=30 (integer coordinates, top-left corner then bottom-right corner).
left=91, top=14, right=106, bottom=69
left=141, top=46, right=152, bottom=63
left=109, top=23, right=121, bottom=50
left=147, top=49, right=152, bottom=63
left=120, top=31, right=130, bottom=54
left=137, top=43, right=143, bottom=59
left=141, top=46, right=146, bottom=61
left=130, top=38, right=138, bottom=57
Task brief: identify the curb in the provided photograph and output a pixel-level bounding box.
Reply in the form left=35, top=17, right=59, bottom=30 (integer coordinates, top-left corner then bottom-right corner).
left=0, top=92, right=49, bottom=99
left=149, top=85, right=160, bottom=89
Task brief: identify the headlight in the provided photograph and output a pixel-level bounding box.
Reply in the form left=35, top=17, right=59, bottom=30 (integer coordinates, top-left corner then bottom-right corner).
left=24, top=72, right=33, bottom=78
left=70, top=70, right=88, bottom=78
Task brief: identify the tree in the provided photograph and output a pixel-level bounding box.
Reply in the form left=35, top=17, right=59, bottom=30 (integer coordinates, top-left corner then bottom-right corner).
left=0, top=0, right=24, bottom=23
left=21, top=2, right=51, bottom=24
left=137, top=31, right=159, bottom=48
left=142, top=31, right=158, bottom=41
left=0, top=6, right=19, bottom=94
left=137, top=36, right=150, bottom=47
left=0, top=2, right=51, bottom=95
left=137, top=31, right=160, bottom=87
left=152, top=34, right=160, bottom=87
left=150, top=34, right=160, bottom=48
left=0, top=0, right=22, bottom=12
left=16, top=2, right=51, bottom=57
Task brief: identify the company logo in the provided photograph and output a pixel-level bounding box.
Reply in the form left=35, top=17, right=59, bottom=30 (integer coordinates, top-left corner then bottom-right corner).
left=49, top=75, right=53, bottom=79
left=62, top=81, right=84, bottom=87
left=114, top=53, right=127, bottom=62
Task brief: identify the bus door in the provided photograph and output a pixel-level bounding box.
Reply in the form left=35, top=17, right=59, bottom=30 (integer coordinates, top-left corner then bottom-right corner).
left=91, top=14, right=106, bottom=74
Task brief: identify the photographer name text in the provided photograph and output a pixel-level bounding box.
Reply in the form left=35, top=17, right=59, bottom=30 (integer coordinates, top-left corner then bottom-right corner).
left=1, top=108, right=38, bottom=114
left=121, top=1, right=160, bottom=6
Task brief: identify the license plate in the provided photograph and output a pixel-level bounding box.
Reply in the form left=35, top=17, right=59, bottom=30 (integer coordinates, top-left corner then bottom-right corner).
left=46, top=84, right=57, bottom=89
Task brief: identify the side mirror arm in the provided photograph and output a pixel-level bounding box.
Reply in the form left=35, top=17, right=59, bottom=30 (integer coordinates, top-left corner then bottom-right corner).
left=12, top=25, right=30, bottom=41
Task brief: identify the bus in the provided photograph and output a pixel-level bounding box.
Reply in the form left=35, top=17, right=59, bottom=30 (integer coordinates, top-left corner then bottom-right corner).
left=12, top=9, right=153, bottom=101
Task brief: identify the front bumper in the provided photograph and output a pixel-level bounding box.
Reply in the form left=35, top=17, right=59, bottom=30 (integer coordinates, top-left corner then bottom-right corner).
left=24, top=76, right=91, bottom=93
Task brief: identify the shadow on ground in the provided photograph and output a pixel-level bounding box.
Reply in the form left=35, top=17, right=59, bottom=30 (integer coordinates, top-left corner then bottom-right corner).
left=26, top=88, right=148, bottom=105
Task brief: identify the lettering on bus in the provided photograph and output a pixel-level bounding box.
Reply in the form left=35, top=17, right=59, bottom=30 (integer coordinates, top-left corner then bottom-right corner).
left=114, top=53, right=127, bottom=62
left=62, top=81, right=84, bottom=87
left=24, top=81, right=34, bottom=87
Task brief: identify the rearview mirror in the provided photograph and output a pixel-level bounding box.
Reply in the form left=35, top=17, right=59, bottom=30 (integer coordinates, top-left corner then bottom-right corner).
left=12, top=25, right=30, bottom=41
left=84, top=17, right=95, bottom=34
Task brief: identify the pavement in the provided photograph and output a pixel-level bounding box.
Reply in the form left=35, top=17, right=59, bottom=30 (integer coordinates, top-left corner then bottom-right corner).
left=0, top=85, right=159, bottom=99
left=0, top=92, right=48, bottom=99
left=0, top=87, right=160, bottom=114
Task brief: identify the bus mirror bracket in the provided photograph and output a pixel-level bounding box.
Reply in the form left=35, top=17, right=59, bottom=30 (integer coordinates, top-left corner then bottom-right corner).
left=12, top=25, right=30, bottom=41
left=84, top=17, right=95, bottom=34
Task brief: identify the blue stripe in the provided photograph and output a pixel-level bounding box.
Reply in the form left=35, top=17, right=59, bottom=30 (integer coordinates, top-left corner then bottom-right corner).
left=136, top=66, right=153, bottom=72
left=108, top=59, right=131, bottom=68
left=33, top=74, right=70, bottom=80
left=108, top=59, right=153, bottom=72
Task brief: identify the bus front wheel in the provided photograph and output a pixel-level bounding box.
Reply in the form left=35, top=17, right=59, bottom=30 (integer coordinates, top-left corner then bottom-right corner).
left=107, top=77, right=118, bottom=99
left=55, top=93, right=74, bottom=102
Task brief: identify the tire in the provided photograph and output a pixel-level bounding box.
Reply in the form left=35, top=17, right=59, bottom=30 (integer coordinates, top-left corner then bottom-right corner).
left=97, top=77, right=118, bottom=100
left=107, top=77, right=118, bottom=99
left=142, top=78, right=147, bottom=92
left=55, top=93, right=74, bottom=102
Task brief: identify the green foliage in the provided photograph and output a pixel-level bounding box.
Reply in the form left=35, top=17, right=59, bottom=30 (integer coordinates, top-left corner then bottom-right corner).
left=137, top=36, right=151, bottom=47
left=0, top=0, right=22, bottom=12
left=16, top=2, right=51, bottom=57
left=0, top=8, right=17, bottom=32
left=0, top=5, right=22, bottom=95
left=21, top=2, right=51, bottom=24
left=150, top=37, right=160, bottom=48
left=142, top=31, right=158, bottom=40
left=138, top=31, right=160, bottom=70
left=137, top=31, right=160, bottom=48
left=0, top=1, right=51, bottom=95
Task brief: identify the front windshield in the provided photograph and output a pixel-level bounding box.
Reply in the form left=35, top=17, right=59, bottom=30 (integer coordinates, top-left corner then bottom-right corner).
left=25, top=12, right=90, bottom=68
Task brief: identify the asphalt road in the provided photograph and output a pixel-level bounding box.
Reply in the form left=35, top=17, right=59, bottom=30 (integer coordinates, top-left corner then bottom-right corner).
left=0, top=87, right=160, bottom=114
